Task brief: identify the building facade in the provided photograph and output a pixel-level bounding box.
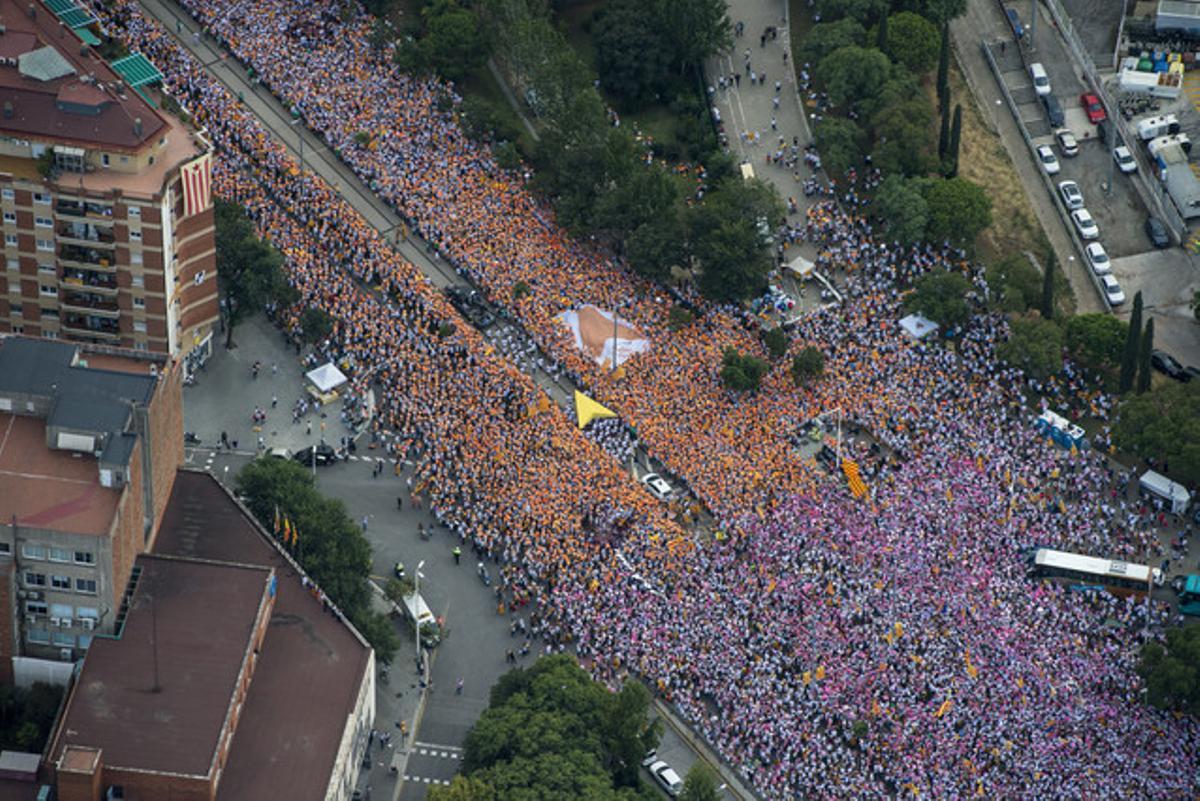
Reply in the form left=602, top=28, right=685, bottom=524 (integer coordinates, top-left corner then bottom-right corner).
left=0, top=0, right=217, bottom=370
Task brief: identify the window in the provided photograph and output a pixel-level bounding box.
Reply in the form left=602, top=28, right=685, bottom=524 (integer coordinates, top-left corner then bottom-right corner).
left=3, top=211, right=15, bottom=224
left=194, top=270, right=206, bottom=285
left=21, top=544, right=45, bottom=560
left=0, top=542, right=11, bottom=554
left=50, top=604, right=72, bottom=618
left=133, top=320, right=146, bottom=333
left=36, top=239, right=52, bottom=252
left=6, top=258, right=16, bottom=270
left=33, top=193, right=49, bottom=204
left=41, top=308, right=57, bottom=319
left=1, top=189, right=12, bottom=200
left=34, top=216, right=51, bottom=228
left=39, top=284, right=57, bottom=296
left=129, top=229, right=141, bottom=241
left=74, top=578, right=96, bottom=594
left=27, top=629, right=49, bottom=645
left=52, top=632, right=74, bottom=647
left=133, top=297, right=145, bottom=309
left=51, top=575, right=70, bottom=590
left=101, top=154, right=110, bottom=167
left=24, top=572, right=45, bottom=587
left=131, top=251, right=143, bottom=264
left=49, top=547, right=70, bottom=563
left=127, top=206, right=140, bottom=218
left=5, top=234, right=17, bottom=247
left=78, top=634, right=92, bottom=650
left=131, top=273, right=144, bottom=287
left=25, top=601, right=48, bottom=616
left=73, top=551, right=94, bottom=565
left=133, top=342, right=148, bottom=352
left=42, top=331, right=58, bottom=340
left=38, top=263, right=54, bottom=273
left=77, top=607, right=98, bottom=620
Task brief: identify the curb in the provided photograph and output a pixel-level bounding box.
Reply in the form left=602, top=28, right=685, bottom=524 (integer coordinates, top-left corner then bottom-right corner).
left=652, top=698, right=761, bottom=801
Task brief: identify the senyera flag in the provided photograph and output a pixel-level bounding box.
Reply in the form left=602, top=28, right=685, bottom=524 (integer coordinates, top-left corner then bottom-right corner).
left=180, top=153, right=212, bottom=217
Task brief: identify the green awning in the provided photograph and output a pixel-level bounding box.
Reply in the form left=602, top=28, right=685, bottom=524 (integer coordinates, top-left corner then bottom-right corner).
left=73, top=26, right=101, bottom=47
left=133, top=85, right=158, bottom=109
left=111, top=53, right=163, bottom=88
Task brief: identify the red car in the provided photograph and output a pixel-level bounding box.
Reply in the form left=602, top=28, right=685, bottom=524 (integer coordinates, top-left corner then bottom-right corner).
left=1080, top=92, right=1106, bottom=124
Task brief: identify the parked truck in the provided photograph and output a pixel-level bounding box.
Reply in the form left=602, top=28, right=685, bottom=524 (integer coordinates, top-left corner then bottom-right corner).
left=1177, top=575, right=1200, bottom=616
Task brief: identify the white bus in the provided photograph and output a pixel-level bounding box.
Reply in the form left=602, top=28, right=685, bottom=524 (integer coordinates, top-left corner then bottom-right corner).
left=1028, top=548, right=1162, bottom=597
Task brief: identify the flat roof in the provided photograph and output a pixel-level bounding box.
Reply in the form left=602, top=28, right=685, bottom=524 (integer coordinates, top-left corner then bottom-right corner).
left=155, top=471, right=371, bottom=801
left=52, top=554, right=273, bottom=778
left=0, top=0, right=166, bottom=151
left=0, top=414, right=119, bottom=535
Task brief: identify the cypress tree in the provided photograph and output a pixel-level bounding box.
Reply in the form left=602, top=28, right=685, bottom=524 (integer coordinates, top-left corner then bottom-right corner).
left=947, top=103, right=963, bottom=177
left=1119, top=291, right=1143, bottom=393
left=1136, top=317, right=1155, bottom=394
left=938, top=108, right=951, bottom=159
left=937, top=25, right=950, bottom=110
left=877, top=12, right=889, bottom=52
left=1040, top=252, right=1056, bottom=320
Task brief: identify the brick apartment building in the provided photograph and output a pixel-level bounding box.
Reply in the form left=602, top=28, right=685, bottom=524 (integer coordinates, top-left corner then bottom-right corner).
left=45, top=471, right=375, bottom=801
left=0, top=336, right=182, bottom=685
left=0, top=0, right=218, bottom=372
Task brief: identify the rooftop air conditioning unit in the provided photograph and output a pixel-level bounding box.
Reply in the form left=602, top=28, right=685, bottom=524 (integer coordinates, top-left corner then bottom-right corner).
left=49, top=617, right=60, bottom=627
left=81, top=618, right=95, bottom=630
left=61, top=617, right=72, bottom=628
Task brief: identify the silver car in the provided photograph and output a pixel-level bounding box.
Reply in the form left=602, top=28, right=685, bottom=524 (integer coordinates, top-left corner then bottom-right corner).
left=1058, top=180, right=1083, bottom=210
left=1071, top=208, right=1099, bottom=240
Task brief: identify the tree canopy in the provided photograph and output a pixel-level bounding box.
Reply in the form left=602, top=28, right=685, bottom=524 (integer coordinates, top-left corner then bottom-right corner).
left=817, top=46, right=891, bottom=111
left=996, top=316, right=1063, bottom=380
left=815, top=117, right=865, bottom=179
left=234, top=458, right=399, bottom=663
left=1138, top=624, right=1200, bottom=717
left=872, top=175, right=928, bottom=245
left=883, top=12, right=940, bottom=73
left=689, top=178, right=785, bottom=302
left=449, top=655, right=662, bottom=801
left=983, top=254, right=1040, bottom=313
left=903, top=270, right=972, bottom=329
left=679, top=763, right=721, bottom=801
left=1113, top=381, right=1200, bottom=485
left=1064, top=313, right=1128, bottom=372
left=214, top=199, right=295, bottom=348
left=922, top=177, right=992, bottom=245
left=721, top=348, right=770, bottom=392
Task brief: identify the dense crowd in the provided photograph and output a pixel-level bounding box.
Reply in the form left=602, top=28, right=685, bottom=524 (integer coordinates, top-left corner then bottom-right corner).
left=90, top=0, right=1200, bottom=796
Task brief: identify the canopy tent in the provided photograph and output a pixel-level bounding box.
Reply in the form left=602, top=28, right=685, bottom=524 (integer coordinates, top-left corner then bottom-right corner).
left=574, top=391, right=618, bottom=429
left=898, top=313, right=939, bottom=340
left=305, top=362, right=348, bottom=393
left=785, top=254, right=815, bottom=278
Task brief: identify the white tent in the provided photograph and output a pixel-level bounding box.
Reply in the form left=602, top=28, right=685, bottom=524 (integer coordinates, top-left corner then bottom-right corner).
left=898, top=314, right=939, bottom=340
left=786, top=254, right=815, bottom=278
left=305, top=362, right=349, bottom=393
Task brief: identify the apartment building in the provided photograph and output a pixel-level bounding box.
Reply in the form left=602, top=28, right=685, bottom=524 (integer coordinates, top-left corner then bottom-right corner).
left=0, top=336, right=182, bottom=684
left=0, top=0, right=217, bottom=371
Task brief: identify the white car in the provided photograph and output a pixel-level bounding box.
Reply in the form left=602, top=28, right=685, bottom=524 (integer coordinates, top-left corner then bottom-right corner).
left=1084, top=242, right=1111, bottom=276
left=1036, top=144, right=1060, bottom=175
left=1057, top=180, right=1083, bottom=210
left=1056, top=129, right=1079, bottom=157
left=641, top=473, right=673, bottom=501
left=1030, top=63, right=1051, bottom=96
left=1113, top=145, right=1137, bottom=173
left=1071, top=208, right=1099, bottom=240
left=648, top=761, right=684, bottom=798
left=1101, top=274, right=1125, bottom=305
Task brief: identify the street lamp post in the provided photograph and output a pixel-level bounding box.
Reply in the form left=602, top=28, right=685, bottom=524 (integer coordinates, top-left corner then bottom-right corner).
left=413, top=560, right=426, bottom=673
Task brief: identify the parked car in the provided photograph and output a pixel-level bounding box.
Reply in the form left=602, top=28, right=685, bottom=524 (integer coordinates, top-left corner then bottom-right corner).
left=1080, top=92, right=1106, bottom=123
left=1084, top=242, right=1111, bottom=276
left=1042, top=94, right=1065, bottom=127
left=1036, top=144, right=1060, bottom=175
left=1030, top=63, right=1051, bottom=96
left=641, top=473, right=673, bottom=501
left=294, top=443, right=338, bottom=467
left=647, top=761, right=684, bottom=798
left=1145, top=215, right=1170, bottom=248
left=1057, top=180, right=1083, bottom=210
left=1113, top=144, right=1137, bottom=173
left=1070, top=208, right=1099, bottom=239
left=1056, top=129, right=1079, bottom=157
left=1006, top=8, right=1025, bottom=38
left=1101, top=274, right=1125, bottom=305
left=267, top=447, right=292, bottom=460
left=1151, top=350, right=1189, bottom=381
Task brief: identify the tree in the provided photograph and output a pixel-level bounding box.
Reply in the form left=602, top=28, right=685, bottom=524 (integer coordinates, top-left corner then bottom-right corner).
left=937, top=102, right=950, bottom=160
left=816, top=0, right=887, bottom=24
left=1119, top=291, right=1143, bottom=393
left=593, top=162, right=682, bottom=247
left=1065, top=313, right=1128, bottom=371
left=945, top=103, right=962, bottom=177
left=1138, top=624, right=1200, bottom=716
left=299, top=306, right=335, bottom=345
left=936, top=23, right=950, bottom=111
left=884, top=12, right=940, bottom=73
left=875, top=11, right=888, bottom=50
left=922, top=0, right=968, bottom=24
left=429, top=777, right=498, bottom=801
left=215, top=200, right=294, bottom=348
left=654, top=0, right=731, bottom=70
left=418, top=0, right=489, bottom=82
left=679, top=763, right=721, bottom=801
left=871, top=98, right=936, bottom=176
left=1137, top=317, right=1155, bottom=395
left=460, top=655, right=661, bottom=799
left=873, top=175, right=928, bottom=245
left=983, top=253, right=1040, bottom=312
left=922, top=177, right=991, bottom=245
left=815, top=117, right=865, bottom=178
left=721, top=348, right=770, bottom=392
left=628, top=215, right=687, bottom=282
left=903, top=270, right=972, bottom=329
left=1040, top=253, right=1056, bottom=320
left=800, top=19, right=866, bottom=65
left=762, top=326, right=789, bottom=359
left=997, top=316, right=1063, bottom=380
left=817, top=46, right=891, bottom=111
left=1113, top=381, right=1200, bottom=485
left=0, top=682, right=63, bottom=752
left=690, top=178, right=785, bottom=302
left=791, top=346, right=826, bottom=386
left=593, top=0, right=673, bottom=108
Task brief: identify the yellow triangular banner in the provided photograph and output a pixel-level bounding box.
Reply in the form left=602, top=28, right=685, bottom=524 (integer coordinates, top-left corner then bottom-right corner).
left=574, top=390, right=618, bottom=429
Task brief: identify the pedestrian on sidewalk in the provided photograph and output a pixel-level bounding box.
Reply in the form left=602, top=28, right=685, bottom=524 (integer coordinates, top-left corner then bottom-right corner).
left=455, top=678, right=464, bottom=695
left=452, top=546, right=462, bottom=564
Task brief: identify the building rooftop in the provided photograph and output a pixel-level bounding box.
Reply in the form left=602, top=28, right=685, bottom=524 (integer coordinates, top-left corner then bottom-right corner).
left=50, top=554, right=274, bottom=778
left=0, top=413, right=119, bottom=535
left=0, top=0, right=166, bottom=151
left=154, top=471, right=372, bottom=801
left=0, top=337, right=157, bottom=419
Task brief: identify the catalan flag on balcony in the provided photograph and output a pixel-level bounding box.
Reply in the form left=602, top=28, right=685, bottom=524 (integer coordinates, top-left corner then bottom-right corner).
left=181, top=153, right=212, bottom=217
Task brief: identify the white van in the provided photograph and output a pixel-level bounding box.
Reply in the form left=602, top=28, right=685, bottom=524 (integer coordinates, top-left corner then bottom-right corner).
left=1029, top=63, right=1051, bottom=96
left=1147, top=132, right=1191, bottom=157
left=1136, top=113, right=1180, bottom=141
left=1139, top=470, right=1192, bottom=514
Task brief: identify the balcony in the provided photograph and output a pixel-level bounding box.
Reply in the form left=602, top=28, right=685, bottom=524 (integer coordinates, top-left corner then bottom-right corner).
left=55, top=200, right=114, bottom=220
left=60, top=270, right=118, bottom=295
left=58, top=244, right=114, bottom=269
left=61, top=313, right=120, bottom=339
left=60, top=292, right=120, bottom=317
left=56, top=222, right=115, bottom=246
